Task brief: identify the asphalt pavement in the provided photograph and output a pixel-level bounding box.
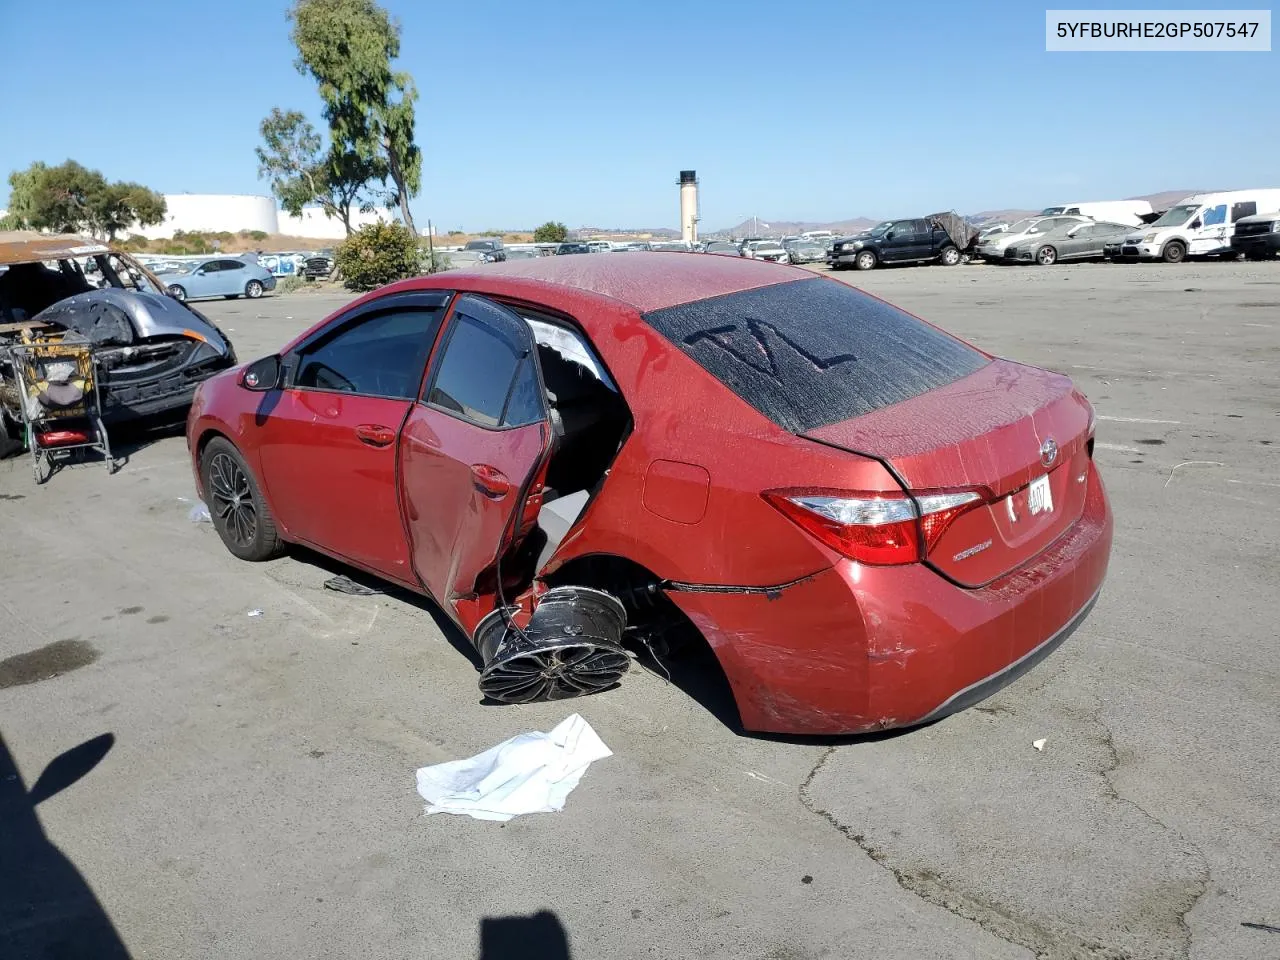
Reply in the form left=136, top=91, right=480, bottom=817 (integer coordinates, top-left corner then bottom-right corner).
left=1, top=260, right=1277, bottom=960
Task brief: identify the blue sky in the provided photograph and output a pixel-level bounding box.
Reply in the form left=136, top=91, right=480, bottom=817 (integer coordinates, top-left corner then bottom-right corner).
left=0, top=0, right=1274, bottom=230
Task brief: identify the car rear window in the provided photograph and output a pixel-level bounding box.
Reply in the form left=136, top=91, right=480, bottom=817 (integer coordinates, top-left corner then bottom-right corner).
left=643, top=277, right=989, bottom=433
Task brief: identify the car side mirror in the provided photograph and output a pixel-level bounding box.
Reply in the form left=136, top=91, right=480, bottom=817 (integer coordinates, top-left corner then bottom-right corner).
left=241, top=354, right=283, bottom=391
left=884, top=231, right=895, bottom=241
left=1190, top=219, right=1202, bottom=230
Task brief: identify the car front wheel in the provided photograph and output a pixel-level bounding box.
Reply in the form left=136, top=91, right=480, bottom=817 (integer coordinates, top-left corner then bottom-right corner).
left=1162, top=240, right=1186, bottom=263
left=168, top=285, right=187, bottom=302
left=1036, top=245, right=1058, bottom=266
left=245, top=279, right=265, bottom=299
left=200, top=438, right=283, bottom=562
left=854, top=250, right=877, bottom=271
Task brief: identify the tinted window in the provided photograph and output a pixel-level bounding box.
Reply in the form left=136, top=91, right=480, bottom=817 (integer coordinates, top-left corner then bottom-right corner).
left=219, top=259, right=245, bottom=271
left=911, top=219, right=929, bottom=235
left=296, top=307, right=442, bottom=398
left=503, top=357, right=544, bottom=427
left=643, top=278, right=989, bottom=433
left=1231, top=201, right=1257, bottom=222
left=426, top=298, right=534, bottom=427
left=198, top=261, right=220, bottom=273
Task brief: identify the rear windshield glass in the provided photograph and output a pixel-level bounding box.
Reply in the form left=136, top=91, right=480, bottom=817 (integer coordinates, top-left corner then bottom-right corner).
left=643, top=278, right=989, bottom=433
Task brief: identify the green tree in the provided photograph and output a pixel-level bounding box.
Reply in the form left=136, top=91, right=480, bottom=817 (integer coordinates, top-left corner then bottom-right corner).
left=255, top=107, right=383, bottom=236
left=532, top=222, right=569, bottom=243
left=333, top=220, right=422, bottom=291
left=289, top=0, right=422, bottom=234
left=1, top=160, right=166, bottom=239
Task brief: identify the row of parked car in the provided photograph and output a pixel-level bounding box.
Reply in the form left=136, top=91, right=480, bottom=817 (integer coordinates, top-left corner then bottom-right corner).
left=828, top=190, right=1280, bottom=271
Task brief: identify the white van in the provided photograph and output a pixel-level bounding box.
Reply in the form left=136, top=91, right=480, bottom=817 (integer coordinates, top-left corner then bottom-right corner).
left=1119, top=189, right=1280, bottom=262
left=1039, top=200, right=1153, bottom=226
left=586, top=240, right=613, bottom=254
left=802, top=230, right=835, bottom=241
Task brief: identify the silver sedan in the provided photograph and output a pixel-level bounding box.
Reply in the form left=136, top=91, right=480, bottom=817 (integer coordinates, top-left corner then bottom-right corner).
left=1004, top=221, right=1134, bottom=266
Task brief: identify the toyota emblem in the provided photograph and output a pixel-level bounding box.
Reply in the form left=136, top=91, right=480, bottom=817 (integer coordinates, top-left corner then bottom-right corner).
left=1040, top=438, right=1058, bottom=467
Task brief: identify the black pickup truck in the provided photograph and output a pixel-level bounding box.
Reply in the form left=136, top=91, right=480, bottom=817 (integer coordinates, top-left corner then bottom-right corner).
left=829, top=212, right=977, bottom=271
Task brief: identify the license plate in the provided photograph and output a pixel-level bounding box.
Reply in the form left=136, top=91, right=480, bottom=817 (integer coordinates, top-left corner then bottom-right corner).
left=1028, top=474, right=1053, bottom=515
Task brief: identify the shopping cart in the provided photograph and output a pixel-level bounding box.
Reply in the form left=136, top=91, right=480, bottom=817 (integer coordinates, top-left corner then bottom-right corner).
left=5, top=332, right=115, bottom=484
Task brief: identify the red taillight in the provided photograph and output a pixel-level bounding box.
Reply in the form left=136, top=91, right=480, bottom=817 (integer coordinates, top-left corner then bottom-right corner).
left=764, top=489, right=985, bottom=566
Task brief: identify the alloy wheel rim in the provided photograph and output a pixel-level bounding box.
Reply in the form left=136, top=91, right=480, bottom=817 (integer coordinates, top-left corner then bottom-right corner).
left=208, top=453, right=257, bottom=547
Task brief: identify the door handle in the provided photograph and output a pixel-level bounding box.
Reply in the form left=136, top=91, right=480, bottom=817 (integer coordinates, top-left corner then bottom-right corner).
left=471, top=464, right=511, bottom=499
left=355, top=423, right=396, bottom=447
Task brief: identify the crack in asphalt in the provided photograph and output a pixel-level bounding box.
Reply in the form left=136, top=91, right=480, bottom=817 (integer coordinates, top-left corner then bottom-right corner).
left=798, top=724, right=1209, bottom=960
left=1091, top=704, right=1212, bottom=960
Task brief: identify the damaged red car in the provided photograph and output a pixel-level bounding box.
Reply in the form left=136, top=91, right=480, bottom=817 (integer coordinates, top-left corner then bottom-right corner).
left=187, top=255, right=1112, bottom=735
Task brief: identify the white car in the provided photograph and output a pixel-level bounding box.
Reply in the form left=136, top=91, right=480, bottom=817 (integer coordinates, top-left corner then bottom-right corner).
left=1116, top=189, right=1280, bottom=262
left=975, top=216, right=1089, bottom=262
left=742, top=240, right=789, bottom=263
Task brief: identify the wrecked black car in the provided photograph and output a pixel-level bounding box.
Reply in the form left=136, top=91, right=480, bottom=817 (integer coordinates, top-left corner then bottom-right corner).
left=0, top=233, right=236, bottom=447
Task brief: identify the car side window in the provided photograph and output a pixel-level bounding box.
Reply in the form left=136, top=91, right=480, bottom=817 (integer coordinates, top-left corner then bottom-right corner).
left=425, top=295, right=542, bottom=428
left=198, top=261, right=219, bottom=273
left=912, top=219, right=929, bottom=235
left=1230, top=201, right=1257, bottom=222
left=1202, top=205, right=1226, bottom=226
left=219, top=259, right=245, bottom=272
left=294, top=306, right=443, bottom=398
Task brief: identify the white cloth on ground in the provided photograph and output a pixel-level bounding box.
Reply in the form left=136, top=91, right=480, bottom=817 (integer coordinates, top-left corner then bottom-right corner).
left=415, top=714, right=611, bottom=822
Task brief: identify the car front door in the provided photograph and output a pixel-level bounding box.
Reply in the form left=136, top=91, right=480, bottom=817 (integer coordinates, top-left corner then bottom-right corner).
left=1192, top=203, right=1227, bottom=254
left=399, top=294, right=551, bottom=609
left=186, top=261, right=219, bottom=298
left=254, top=290, right=450, bottom=584
left=879, top=220, right=914, bottom=262
left=1058, top=223, right=1094, bottom=260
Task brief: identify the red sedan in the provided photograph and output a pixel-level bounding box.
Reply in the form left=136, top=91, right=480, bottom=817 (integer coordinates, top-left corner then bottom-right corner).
left=187, top=254, right=1112, bottom=735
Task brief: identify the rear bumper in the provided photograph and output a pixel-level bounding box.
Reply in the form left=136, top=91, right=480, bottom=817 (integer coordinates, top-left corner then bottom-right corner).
left=669, top=462, right=1113, bottom=735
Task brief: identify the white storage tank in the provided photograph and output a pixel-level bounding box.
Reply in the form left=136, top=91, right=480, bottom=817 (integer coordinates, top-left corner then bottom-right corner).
left=133, top=194, right=279, bottom=239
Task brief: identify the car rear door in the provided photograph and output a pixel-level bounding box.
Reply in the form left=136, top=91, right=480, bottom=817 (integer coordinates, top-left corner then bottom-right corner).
left=254, top=291, right=450, bottom=584
left=215, top=259, right=247, bottom=295
left=399, top=294, right=551, bottom=608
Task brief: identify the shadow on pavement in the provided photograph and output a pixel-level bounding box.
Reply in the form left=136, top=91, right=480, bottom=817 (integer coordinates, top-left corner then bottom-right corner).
left=480, top=910, right=572, bottom=960
left=0, top=731, right=130, bottom=959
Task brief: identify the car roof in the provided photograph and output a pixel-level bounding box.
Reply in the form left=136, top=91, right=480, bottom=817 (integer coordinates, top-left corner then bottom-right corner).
left=425, top=250, right=807, bottom=312
left=0, top=231, right=109, bottom=266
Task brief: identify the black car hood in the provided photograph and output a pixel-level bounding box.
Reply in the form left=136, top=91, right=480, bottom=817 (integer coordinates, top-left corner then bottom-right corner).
left=32, top=288, right=231, bottom=354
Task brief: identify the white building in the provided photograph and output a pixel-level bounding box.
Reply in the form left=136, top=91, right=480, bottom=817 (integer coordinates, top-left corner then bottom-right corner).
left=129, top=193, right=401, bottom=240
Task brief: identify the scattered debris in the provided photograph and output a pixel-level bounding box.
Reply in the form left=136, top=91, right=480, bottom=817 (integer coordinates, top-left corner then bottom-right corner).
left=323, top=574, right=382, bottom=596
left=1242, top=921, right=1280, bottom=934
left=1164, top=460, right=1225, bottom=489
left=246, top=609, right=264, bottom=618
left=801, top=875, right=814, bottom=885
left=188, top=502, right=211, bottom=523
left=415, top=713, right=611, bottom=821
left=1033, top=738, right=1047, bottom=752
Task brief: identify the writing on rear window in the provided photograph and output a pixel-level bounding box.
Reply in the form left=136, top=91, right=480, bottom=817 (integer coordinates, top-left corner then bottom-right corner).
left=643, top=278, right=989, bottom=433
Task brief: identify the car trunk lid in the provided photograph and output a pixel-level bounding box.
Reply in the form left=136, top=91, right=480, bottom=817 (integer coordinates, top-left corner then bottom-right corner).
left=804, top=359, right=1093, bottom=586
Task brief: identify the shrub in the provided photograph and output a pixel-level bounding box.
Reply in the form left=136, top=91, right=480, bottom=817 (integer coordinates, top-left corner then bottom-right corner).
left=249, top=230, right=268, bottom=241
left=533, top=221, right=568, bottom=243
left=334, top=221, right=422, bottom=292
left=277, top=275, right=307, bottom=295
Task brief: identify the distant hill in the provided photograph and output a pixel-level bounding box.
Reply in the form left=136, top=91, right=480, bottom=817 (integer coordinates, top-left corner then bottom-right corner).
left=711, top=217, right=878, bottom=237
left=584, top=190, right=1211, bottom=239
left=971, top=190, right=1207, bottom=224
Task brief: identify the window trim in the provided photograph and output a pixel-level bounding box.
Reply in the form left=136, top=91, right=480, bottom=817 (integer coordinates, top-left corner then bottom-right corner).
left=420, top=293, right=548, bottom=432
left=283, top=289, right=452, bottom=401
